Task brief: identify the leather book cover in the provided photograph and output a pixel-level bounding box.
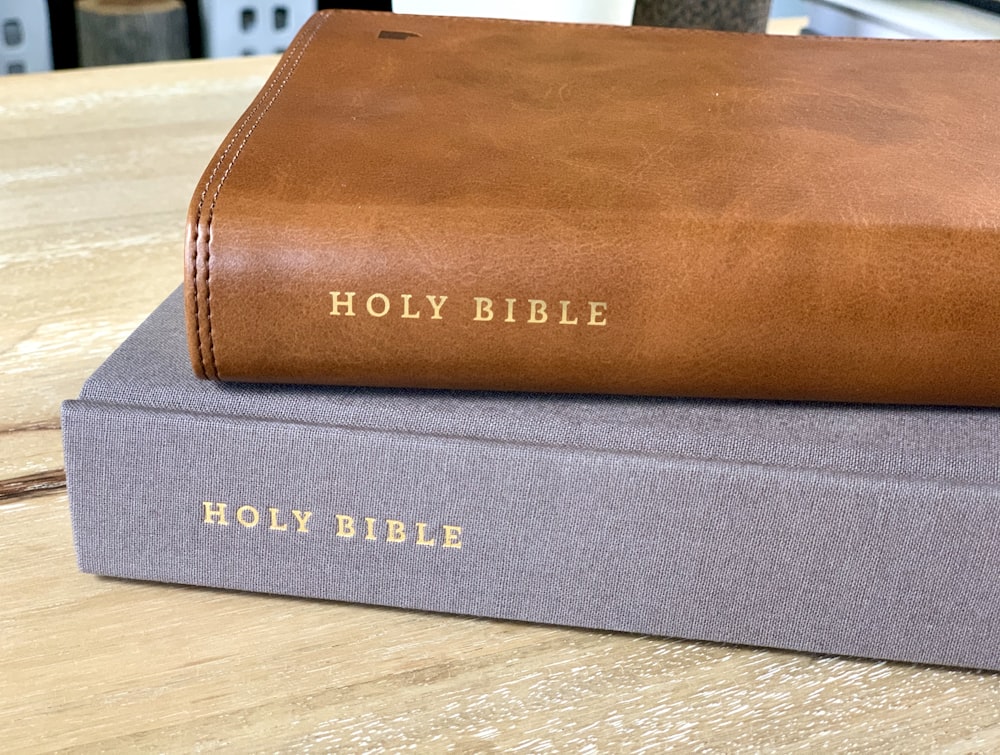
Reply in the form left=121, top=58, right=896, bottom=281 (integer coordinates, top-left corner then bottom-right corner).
left=66, top=290, right=1000, bottom=671
left=185, top=10, right=1000, bottom=406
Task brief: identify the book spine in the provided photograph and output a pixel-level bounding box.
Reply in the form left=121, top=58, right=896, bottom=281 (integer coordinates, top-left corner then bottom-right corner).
left=63, top=399, right=1000, bottom=671
left=181, top=12, right=1000, bottom=406
left=184, top=211, right=1000, bottom=406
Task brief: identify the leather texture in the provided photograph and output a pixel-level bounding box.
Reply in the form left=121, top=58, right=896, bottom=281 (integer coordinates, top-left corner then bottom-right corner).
left=185, top=10, right=1000, bottom=406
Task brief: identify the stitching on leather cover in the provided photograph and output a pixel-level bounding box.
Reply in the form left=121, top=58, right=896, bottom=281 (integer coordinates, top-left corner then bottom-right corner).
left=191, top=34, right=308, bottom=378
left=194, top=8, right=990, bottom=377
left=201, top=12, right=330, bottom=379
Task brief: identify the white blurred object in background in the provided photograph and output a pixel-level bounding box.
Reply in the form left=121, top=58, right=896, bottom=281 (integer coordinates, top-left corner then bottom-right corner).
left=200, top=0, right=317, bottom=58
left=1, top=0, right=53, bottom=75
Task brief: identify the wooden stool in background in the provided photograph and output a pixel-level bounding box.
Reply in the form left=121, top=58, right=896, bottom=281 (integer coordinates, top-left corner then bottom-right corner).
left=76, top=0, right=189, bottom=66
left=633, top=0, right=772, bottom=32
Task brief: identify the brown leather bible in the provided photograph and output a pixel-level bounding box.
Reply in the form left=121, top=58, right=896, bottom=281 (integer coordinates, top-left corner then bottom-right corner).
left=185, top=10, right=1000, bottom=406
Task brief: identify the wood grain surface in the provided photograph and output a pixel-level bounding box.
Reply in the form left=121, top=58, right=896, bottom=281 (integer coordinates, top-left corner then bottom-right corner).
left=2, top=53, right=1000, bottom=754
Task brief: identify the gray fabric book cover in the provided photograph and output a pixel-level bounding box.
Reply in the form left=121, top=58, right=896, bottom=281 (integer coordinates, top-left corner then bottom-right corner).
left=63, top=289, right=1000, bottom=671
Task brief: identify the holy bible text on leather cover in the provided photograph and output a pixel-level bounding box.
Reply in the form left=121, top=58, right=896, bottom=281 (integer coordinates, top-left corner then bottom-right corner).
left=185, top=10, right=1000, bottom=405
left=66, top=290, right=1000, bottom=671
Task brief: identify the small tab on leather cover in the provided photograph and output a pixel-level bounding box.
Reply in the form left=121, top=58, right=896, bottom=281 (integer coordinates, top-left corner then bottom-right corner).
left=378, top=30, right=420, bottom=40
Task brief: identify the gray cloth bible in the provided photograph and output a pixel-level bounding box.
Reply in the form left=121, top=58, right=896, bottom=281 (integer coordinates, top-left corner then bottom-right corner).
left=63, top=289, right=1000, bottom=671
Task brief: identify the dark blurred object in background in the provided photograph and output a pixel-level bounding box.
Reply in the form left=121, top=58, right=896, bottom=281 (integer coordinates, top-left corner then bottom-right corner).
left=76, top=0, right=190, bottom=67
left=317, top=0, right=390, bottom=8
left=48, top=0, right=80, bottom=68
left=633, top=0, right=772, bottom=32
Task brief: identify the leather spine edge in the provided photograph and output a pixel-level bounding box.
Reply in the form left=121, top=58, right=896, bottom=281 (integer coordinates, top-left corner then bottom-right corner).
left=182, top=12, right=332, bottom=381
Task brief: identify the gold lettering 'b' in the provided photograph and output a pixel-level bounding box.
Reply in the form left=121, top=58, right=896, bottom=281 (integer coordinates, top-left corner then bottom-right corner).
left=386, top=519, right=406, bottom=542
left=473, top=297, right=494, bottom=322
left=336, top=514, right=356, bottom=538
left=528, top=300, right=547, bottom=324
left=330, top=291, right=356, bottom=316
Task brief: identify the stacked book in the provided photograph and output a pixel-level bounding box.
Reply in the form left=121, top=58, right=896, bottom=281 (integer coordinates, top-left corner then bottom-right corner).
left=63, top=11, right=1000, bottom=671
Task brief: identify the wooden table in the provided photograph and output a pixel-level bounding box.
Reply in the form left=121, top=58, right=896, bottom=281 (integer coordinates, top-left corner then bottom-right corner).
left=3, top=55, right=1000, bottom=753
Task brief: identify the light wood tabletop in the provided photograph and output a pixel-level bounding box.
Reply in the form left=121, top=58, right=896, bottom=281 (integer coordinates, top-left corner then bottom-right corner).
left=2, top=54, right=1000, bottom=754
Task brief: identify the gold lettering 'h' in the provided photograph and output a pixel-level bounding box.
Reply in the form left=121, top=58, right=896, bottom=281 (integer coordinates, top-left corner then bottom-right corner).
left=202, top=501, right=229, bottom=525
left=330, top=291, right=356, bottom=316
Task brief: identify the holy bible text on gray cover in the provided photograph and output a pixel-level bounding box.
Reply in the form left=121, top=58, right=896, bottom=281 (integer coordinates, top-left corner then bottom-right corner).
left=63, top=290, right=1000, bottom=670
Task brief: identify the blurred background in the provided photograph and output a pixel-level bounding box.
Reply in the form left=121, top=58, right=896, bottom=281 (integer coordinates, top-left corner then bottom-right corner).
left=3, top=0, right=1000, bottom=75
